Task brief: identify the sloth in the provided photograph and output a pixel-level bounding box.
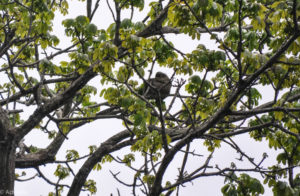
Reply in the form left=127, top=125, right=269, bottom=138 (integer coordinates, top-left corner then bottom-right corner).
left=143, top=72, right=171, bottom=101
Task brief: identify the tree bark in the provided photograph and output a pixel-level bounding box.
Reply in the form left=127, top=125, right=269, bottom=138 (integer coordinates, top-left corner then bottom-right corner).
left=0, top=107, right=15, bottom=196
left=0, top=140, right=16, bottom=196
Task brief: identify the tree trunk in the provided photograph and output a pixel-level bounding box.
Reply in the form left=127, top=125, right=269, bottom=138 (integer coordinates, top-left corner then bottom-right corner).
left=0, top=140, right=16, bottom=196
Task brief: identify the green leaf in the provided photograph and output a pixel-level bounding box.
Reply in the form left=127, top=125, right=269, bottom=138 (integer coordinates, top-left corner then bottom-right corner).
left=86, top=23, right=98, bottom=35
left=190, top=75, right=201, bottom=84
left=134, top=112, right=144, bottom=126
left=75, top=15, right=89, bottom=26
left=54, top=164, right=70, bottom=179
left=62, top=18, right=75, bottom=27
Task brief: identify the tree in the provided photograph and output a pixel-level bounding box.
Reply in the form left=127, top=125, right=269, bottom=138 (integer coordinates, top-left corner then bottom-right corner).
left=0, top=0, right=300, bottom=195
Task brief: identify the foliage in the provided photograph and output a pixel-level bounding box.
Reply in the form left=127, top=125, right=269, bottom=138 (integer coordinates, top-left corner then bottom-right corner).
left=0, top=0, right=300, bottom=195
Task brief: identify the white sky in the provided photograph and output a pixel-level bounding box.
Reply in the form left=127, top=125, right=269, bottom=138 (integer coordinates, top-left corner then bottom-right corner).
left=12, top=1, right=285, bottom=195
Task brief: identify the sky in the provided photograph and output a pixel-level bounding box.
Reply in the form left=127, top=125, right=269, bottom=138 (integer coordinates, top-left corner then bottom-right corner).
left=12, top=0, right=282, bottom=195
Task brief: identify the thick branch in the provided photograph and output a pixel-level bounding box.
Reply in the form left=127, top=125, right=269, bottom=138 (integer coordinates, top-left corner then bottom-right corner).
left=15, top=132, right=66, bottom=168
left=15, top=64, right=98, bottom=142
left=67, top=130, right=132, bottom=196
left=0, top=107, right=13, bottom=142
left=15, top=106, right=123, bottom=168
left=136, top=1, right=172, bottom=38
